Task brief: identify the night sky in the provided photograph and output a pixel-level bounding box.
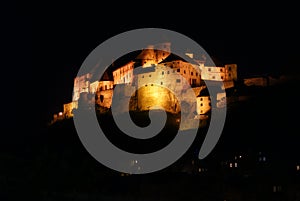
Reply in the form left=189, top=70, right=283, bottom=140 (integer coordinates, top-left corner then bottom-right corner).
left=3, top=2, right=300, bottom=136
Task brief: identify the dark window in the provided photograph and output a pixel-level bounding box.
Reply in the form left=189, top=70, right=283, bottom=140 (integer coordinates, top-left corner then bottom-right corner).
left=200, top=103, right=203, bottom=106
left=220, top=69, right=223, bottom=72
left=212, top=76, right=215, bottom=79
left=221, top=76, right=224, bottom=79
left=177, top=69, right=180, bottom=72
left=100, top=95, right=104, bottom=103
left=200, top=98, right=203, bottom=101
left=105, top=85, right=107, bottom=90
left=184, top=70, right=186, bottom=74
left=208, top=68, right=211, bottom=72
left=162, top=71, right=164, bottom=75
left=196, top=72, right=198, bottom=76
left=161, top=82, right=163, bottom=85
left=151, top=84, right=153, bottom=86
left=142, top=75, right=144, bottom=78
left=228, top=66, right=232, bottom=71
left=167, top=71, right=170, bottom=74
left=149, top=74, right=151, bottom=77
left=176, top=79, right=181, bottom=83
left=191, top=72, right=193, bottom=76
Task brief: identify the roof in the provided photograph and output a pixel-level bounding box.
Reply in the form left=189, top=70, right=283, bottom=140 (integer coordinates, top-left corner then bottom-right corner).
left=159, top=53, right=199, bottom=65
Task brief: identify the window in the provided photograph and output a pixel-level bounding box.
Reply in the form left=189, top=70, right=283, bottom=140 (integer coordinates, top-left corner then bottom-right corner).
left=196, top=73, right=198, bottom=76
left=161, top=82, right=163, bottom=85
left=176, top=79, right=181, bottom=83
left=228, top=66, right=232, bottom=71
left=145, top=84, right=148, bottom=87
left=212, top=76, right=215, bottom=79
left=149, top=74, right=151, bottom=77
left=184, top=70, right=186, bottom=74
left=142, top=75, right=144, bottom=78
left=200, top=103, right=203, bottom=106
left=200, top=98, right=203, bottom=101
left=167, top=71, right=170, bottom=74
left=100, top=95, right=104, bottom=103
left=162, top=71, right=164, bottom=75
left=177, top=69, right=180, bottom=72
left=151, top=84, right=153, bottom=86
left=221, top=76, right=224, bottom=80
left=208, top=68, right=211, bottom=72
left=173, top=70, right=176, bottom=73
left=229, top=73, right=231, bottom=77
left=220, top=68, right=223, bottom=72
left=191, top=72, right=193, bottom=76
left=105, top=85, right=107, bottom=90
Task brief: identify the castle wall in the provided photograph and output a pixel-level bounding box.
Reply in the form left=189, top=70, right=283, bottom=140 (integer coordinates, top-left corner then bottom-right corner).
left=73, top=73, right=92, bottom=101
left=137, top=85, right=180, bottom=113
left=161, top=60, right=201, bottom=87
left=196, top=96, right=211, bottom=114
left=112, top=61, right=134, bottom=85
left=201, top=64, right=237, bottom=83
left=63, top=101, right=78, bottom=118
left=95, top=89, right=113, bottom=108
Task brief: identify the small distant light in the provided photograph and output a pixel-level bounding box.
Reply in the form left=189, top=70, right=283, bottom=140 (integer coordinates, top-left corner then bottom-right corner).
left=59, top=112, right=63, bottom=116
left=239, top=155, right=242, bottom=159
left=234, top=163, right=238, bottom=168
left=263, top=157, right=266, bottom=162
left=229, top=163, right=233, bottom=168
left=135, top=160, right=138, bottom=164
left=198, top=168, right=201, bottom=172
left=297, top=165, right=300, bottom=171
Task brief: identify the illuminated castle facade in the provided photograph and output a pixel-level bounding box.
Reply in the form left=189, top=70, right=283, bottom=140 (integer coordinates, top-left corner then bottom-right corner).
left=52, top=43, right=237, bottom=122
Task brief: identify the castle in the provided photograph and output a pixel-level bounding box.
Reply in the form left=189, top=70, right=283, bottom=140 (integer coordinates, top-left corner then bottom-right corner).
left=52, top=43, right=237, bottom=124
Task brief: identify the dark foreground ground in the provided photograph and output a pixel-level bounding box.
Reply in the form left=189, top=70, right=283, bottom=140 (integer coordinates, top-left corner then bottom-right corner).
left=1, top=76, right=300, bottom=200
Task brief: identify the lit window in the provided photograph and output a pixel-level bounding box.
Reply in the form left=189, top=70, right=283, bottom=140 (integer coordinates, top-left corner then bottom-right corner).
left=229, top=163, right=233, bottom=168
left=297, top=165, right=300, bottom=171
left=234, top=163, right=238, bottom=168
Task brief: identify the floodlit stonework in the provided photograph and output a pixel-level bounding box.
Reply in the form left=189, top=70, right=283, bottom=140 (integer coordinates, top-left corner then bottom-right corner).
left=52, top=43, right=238, bottom=124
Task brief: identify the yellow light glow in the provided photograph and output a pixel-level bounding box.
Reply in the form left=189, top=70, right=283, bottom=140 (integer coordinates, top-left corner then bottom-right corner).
left=59, top=112, right=63, bottom=116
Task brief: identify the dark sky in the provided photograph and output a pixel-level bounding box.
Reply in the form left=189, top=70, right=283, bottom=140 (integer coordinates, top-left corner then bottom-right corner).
left=5, top=2, right=300, bottom=128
